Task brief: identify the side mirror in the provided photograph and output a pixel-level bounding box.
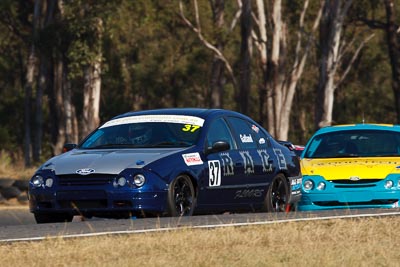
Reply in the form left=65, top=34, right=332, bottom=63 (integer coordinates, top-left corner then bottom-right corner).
left=62, top=143, right=77, bottom=153
left=206, top=141, right=230, bottom=155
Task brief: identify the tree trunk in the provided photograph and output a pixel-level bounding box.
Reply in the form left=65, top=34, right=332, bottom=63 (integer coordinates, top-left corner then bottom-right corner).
left=24, top=0, right=43, bottom=166
left=254, top=0, right=321, bottom=140
left=209, top=0, right=225, bottom=108
left=51, top=55, right=66, bottom=155
left=238, top=0, right=252, bottom=114
left=255, top=0, right=268, bottom=125
left=266, top=0, right=282, bottom=138
left=33, top=54, right=46, bottom=162
left=81, top=18, right=102, bottom=139
left=24, top=52, right=34, bottom=167
left=315, top=0, right=352, bottom=129
left=384, top=0, right=400, bottom=124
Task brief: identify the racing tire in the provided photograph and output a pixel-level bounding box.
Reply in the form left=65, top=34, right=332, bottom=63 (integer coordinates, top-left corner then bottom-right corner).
left=34, top=213, right=74, bottom=224
left=264, top=174, right=289, bottom=212
left=167, top=175, right=196, bottom=217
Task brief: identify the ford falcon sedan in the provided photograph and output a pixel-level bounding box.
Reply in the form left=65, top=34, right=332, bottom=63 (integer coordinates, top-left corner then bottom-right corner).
left=299, top=124, right=400, bottom=211
left=29, top=108, right=301, bottom=223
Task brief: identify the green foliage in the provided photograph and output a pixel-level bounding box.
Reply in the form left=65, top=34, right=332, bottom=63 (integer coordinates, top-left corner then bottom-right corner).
left=0, top=0, right=398, bottom=159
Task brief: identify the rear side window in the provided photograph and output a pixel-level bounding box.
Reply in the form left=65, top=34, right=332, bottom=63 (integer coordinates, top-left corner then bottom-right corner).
left=226, top=117, right=258, bottom=149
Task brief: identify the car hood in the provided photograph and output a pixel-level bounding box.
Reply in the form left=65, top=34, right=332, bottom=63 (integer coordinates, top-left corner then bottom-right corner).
left=44, top=148, right=186, bottom=175
left=301, top=157, right=400, bottom=180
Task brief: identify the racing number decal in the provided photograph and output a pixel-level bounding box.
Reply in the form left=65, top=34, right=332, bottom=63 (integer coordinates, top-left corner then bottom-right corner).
left=208, top=160, right=221, bottom=187
left=182, top=124, right=200, bottom=132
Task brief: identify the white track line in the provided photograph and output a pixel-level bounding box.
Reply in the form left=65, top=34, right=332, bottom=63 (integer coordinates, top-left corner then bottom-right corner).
left=2, top=211, right=400, bottom=243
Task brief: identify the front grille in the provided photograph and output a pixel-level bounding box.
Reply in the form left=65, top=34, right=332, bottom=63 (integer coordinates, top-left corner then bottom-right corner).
left=58, top=200, right=108, bottom=209
left=334, top=184, right=376, bottom=188
left=58, top=174, right=115, bottom=186
left=330, top=179, right=381, bottom=184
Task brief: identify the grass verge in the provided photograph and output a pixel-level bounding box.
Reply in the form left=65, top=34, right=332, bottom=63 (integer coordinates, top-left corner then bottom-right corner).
left=0, top=216, right=399, bottom=266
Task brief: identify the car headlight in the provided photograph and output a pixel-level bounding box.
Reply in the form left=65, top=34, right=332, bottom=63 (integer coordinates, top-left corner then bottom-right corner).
left=385, top=180, right=394, bottom=189
left=316, top=182, right=326, bottom=190
left=45, top=178, right=54, bottom=187
left=32, top=175, right=44, bottom=188
left=303, top=180, right=314, bottom=190
left=113, top=176, right=127, bottom=187
left=31, top=175, right=54, bottom=188
left=133, top=174, right=146, bottom=187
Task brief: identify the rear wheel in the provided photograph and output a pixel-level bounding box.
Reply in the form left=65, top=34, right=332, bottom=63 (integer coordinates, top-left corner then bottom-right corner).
left=167, top=175, right=196, bottom=216
left=34, top=213, right=73, bottom=224
left=265, top=174, right=289, bottom=212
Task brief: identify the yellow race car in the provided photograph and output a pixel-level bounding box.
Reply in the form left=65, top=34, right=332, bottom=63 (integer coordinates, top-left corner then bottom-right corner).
left=299, top=124, right=400, bottom=211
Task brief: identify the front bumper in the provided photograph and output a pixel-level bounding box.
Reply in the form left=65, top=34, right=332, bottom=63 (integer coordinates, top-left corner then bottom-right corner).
left=29, top=188, right=168, bottom=216
left=28, top=169, right=169, bottom=217
left=298, top=175, right=400, bottom=211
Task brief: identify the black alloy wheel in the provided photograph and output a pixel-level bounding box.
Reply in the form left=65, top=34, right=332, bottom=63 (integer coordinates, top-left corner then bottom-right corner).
left=167, top=175, right=195, bottom=216
left=265, top=174, right=289, bottom=212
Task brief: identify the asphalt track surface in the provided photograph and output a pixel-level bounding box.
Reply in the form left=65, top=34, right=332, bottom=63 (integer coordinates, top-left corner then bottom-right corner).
left=1, top=207, right=400, bottom=242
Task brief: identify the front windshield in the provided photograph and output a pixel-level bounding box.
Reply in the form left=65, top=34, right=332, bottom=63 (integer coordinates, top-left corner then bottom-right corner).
left=79, top=115, right=204, bottom=149
left=304, top=130, right=400, bottom=158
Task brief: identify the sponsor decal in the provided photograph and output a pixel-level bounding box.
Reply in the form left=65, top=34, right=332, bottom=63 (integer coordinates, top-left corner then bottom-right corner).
left=257, top=149, right=273, bottom=173
left=240, top=134, right=253, bottom=143
left=273, top=148, right=287, bottom=170
left=291, top=177, right=302, bottom=194
left=100, top=115, right=205, bottom=129
left=220, top=153, right=234, bottom=176
left=182, top=153, right=203, bottom=166
left=208, top=160, right=221, bottom=186
left=291, top=178, right=302, bottom=185
left=76, top=168, right=95, bottom=175
left=291, top=184, right=301, bottom=191
left=235, top=189, right=264, bottom=199
left=239, top=151, right=255, bottom=174
left=251, top=125, right=259, bottom=133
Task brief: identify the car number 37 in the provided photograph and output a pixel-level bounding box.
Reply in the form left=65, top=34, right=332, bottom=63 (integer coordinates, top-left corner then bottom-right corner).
left=208, top=160, right=221, bottom=187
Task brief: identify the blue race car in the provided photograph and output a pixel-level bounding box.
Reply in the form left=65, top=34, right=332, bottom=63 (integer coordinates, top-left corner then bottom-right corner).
left=28, top=108, right=302, bottom=223
left=299, top=123, right=400, bottom=211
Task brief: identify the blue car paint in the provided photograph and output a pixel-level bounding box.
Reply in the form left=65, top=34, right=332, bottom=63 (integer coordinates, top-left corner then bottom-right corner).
left=29, top=108, right=301, bottom=221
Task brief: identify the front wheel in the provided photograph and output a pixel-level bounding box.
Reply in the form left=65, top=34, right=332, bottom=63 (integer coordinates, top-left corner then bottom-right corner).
left=264, top=174, right=289, bottom=212
left=167, top=175, right=196, bottom=216
left=34, top=213, right=73, bottom=224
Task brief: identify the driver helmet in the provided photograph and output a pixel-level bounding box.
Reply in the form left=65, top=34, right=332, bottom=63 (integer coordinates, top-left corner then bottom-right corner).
left=128, top=124, right=152, bottom=145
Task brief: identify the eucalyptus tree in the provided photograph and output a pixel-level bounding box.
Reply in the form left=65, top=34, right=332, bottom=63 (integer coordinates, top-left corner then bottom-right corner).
left=383, top=0, right=400, bottom=123
left=252, top=0, right=322, bottom=140
left=315, top=0, right=376, bottom=129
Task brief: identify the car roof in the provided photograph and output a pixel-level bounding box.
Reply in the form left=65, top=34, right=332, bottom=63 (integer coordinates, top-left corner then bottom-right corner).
left=112, top=108, right=250, bottom=121
left=314, top=123, right=400, bottom=135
